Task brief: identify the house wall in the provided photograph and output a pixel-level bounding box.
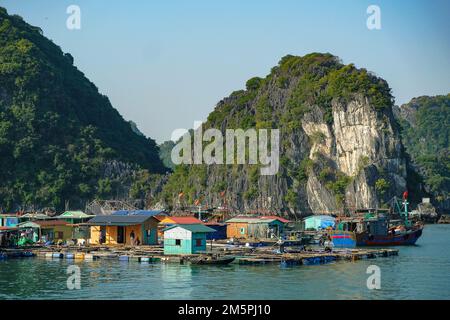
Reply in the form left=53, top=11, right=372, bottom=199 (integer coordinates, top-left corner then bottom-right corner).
left=106, top=226, right=118, bottom=244
left=72, top=226, right=90, bottom=240
left=4, top=217, right=19, bottom=227
left=226, top=222, right=249, bottom=239
left=89, top=226, right=119, bottom=245
left=142, top=218, right=158, bottom=245
left=41, top=226, right=73, bottom=241
left=248, top=221, right=285, bottom=238
left=90, top=219, right=158, bottom=245
left=125, top=225, right=142, bottom=245
left=206, top=224, right=227, bottom=240
left=305, top=217, right=320, bottom=230
left=191, top=233, right=207, bottom=254
left=164, top=227, right=192, bottom=255
left=305, top=217, right=335, bottom=230
left=90, top=226, right=101, bottom=244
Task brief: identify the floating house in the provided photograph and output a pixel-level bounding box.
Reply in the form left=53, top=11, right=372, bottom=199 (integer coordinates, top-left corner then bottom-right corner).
left=303, top=215, right=336, bottom=231
left=163, top=224, right=215, bottom=255
left=88, top=212, right=159, bottom=245
left=17, top=220, right=73, bottom=243
left=226, top=216, right=289, bottom=239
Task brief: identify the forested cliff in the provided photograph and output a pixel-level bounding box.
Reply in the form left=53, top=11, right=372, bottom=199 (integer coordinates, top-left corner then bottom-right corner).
left=158, top=54, right=410, bottom=217
left=0, top=8, right=166, bottom=211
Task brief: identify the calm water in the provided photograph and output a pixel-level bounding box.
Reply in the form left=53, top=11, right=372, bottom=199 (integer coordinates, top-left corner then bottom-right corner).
left=1, top=224, right=449, bottom=300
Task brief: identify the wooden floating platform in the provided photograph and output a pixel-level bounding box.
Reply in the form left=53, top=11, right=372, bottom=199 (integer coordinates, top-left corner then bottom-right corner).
left=0, top=249, right=36, bottom=259
left=2, top=245, right=398, bottom=267
left=236, top=248, right=398, bottom=266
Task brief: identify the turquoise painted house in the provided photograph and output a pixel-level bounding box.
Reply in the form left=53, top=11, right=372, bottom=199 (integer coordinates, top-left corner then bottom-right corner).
left=304, top=215, right=336, bottom=231
left=163, top=224, right=215, bottom=255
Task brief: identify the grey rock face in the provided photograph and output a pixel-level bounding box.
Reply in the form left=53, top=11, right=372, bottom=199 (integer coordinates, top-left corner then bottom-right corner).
left=160, top=55, right=410, bottom=218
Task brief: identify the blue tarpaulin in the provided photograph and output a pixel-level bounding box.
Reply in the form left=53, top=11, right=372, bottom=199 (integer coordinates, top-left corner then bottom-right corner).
left=112, top=210, right=165, bottom=216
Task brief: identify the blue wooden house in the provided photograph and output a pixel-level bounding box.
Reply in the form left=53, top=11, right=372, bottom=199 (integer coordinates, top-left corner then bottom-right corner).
left=163, top=224, right=215, bottom=255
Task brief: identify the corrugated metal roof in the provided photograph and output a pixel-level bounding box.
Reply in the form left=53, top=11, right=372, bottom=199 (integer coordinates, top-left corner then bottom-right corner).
left=58, top=211, right=93, bottom=218
left=20, top=213, right=52, bottom=220
left=0, top=226, right=18, bottom=231
left=164, top=224, right=215, bottom=233
left=261, top=216, right=291, bottom=223
left=87, top=215, right=155, bottom=226
left=18, top=220, right=68, bottom=228
left=111, top=210, right=164, bottom=216
left=162, top=216, right=204, bottom=224
left=226, top=217, right=278, bottom=224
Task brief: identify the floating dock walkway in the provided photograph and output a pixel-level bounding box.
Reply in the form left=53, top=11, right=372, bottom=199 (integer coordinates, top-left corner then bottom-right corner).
left=1, top=245, right=399, bottom=267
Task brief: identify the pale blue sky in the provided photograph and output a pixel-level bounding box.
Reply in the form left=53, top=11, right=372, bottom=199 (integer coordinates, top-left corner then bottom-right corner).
left=1, top=0, right=449, bottom=142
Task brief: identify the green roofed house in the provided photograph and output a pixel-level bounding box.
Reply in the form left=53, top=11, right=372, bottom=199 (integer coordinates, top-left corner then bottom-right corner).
left=57, top=211, right=94, bottom=224
left=163, top=224, right=215, bottom=255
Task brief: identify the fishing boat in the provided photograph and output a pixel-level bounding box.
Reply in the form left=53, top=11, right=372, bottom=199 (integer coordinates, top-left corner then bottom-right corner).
left=332, top=195, right=424, bottom=247
left=191, top=256, right=235, bottom=265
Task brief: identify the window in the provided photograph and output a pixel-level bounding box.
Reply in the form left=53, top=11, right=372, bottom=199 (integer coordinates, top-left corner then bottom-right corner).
left=175, top=239, right=181, bottom=246
left=195, top=239, right=202, bottom=247
left=240, top=227, right=246, bottom=235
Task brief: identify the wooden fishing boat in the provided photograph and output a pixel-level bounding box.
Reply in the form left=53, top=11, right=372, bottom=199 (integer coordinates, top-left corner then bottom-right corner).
left=332, top=196, right=424, bottom=247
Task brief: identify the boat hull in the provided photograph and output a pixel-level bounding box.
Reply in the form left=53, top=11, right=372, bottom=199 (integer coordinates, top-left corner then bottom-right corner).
left=331, top=231, right=356, bottom=248
left=356, top=227, right=423, bottom=246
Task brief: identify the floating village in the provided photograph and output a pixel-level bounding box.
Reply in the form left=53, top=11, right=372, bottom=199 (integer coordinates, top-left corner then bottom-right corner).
left=0, top=194, right=448, bottom=267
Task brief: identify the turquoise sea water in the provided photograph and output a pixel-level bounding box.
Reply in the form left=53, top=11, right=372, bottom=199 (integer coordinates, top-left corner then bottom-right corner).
left=1, top=224, right=449, bottom=300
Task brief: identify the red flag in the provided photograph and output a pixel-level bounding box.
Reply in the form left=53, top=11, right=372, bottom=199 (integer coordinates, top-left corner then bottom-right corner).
left=403, top=190, right=409, bottom=200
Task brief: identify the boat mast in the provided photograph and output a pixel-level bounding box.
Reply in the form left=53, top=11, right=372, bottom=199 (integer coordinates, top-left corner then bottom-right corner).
left=403, top=199, right=410, bottom=227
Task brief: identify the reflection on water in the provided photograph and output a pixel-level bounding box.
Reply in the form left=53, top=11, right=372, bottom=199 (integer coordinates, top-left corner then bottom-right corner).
left=1, top=225, right=449, bottom=300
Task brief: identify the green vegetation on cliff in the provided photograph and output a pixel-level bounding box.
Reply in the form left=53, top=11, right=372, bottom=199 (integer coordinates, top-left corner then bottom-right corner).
left=160, top=52, right=396, bottom=211
left=0, top=8, right=166, bottom=210
left=397, top=95, right=450, bottom=202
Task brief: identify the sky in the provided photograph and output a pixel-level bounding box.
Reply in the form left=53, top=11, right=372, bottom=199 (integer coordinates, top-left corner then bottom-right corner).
left=1, top=0, right=449, bottom=143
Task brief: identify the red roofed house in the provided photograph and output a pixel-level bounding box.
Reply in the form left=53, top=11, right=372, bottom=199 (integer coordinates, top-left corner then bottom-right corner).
left=260, top=216, right=291, bottom=224
left=158, top=216, right=204, bottom=240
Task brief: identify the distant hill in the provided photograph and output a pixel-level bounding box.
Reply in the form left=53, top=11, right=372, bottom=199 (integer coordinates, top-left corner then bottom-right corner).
left=159, top=140, right=176, bottom=171
left=394, top=94, right=450, bottom=211
left=0, top=8, right=166, bottom=211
